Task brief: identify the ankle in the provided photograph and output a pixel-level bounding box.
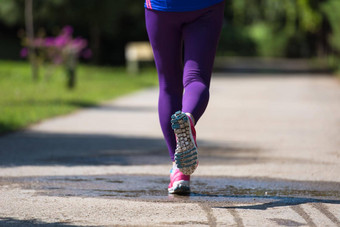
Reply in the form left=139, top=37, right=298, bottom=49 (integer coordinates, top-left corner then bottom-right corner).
left=185, top=112, right=196, bottom=125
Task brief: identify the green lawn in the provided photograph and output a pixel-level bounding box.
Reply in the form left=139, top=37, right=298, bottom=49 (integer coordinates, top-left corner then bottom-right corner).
left=0, top=61, right=158, bottom=134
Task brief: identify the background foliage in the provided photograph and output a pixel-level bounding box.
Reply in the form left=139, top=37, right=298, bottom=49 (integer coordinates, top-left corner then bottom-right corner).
left=0, top=0, right=340, bottom=66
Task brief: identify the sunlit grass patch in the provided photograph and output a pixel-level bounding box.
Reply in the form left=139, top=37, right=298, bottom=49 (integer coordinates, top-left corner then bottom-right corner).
left=0, top=61, right=158, bottom=134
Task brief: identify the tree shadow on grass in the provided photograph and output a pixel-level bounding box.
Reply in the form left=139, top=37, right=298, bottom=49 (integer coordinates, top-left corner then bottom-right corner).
left=0, top=122, right=17, bottom=135
left=3, top=99, right=97, bottom=109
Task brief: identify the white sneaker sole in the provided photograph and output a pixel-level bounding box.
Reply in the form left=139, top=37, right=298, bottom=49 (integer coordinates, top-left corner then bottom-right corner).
left=168, top=180, right=190, bottom=194
left=171, top=111, right=198, bottom=175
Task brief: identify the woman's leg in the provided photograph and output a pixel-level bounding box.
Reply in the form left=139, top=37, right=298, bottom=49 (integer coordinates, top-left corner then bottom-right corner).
left=145, top=9, right=183, bottom=161
left=182, top=1, right=225, bottom=123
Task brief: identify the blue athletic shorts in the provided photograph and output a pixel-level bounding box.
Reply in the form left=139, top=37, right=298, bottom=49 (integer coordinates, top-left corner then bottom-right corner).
left=144, top=0, right=225, bottom=12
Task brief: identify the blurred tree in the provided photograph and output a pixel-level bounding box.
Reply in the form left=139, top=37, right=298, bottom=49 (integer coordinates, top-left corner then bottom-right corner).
left=29, top=0, right=147, bottom=64
left=25, top=0, right=39, bottom=81
left=0, top=0, right=339, bottom=64
left=0, top=0, right=147, bottom=65
left=322, top=0, right=340, bottom=70
left=322, top=0, right=340, bottom=53
left=0, top=0, right=22, bottom=26
left=229, top=0, right=329, bottom=58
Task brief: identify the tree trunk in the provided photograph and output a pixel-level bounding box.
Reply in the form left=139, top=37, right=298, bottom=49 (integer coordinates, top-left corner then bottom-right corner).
left=67, top=67, right=76, bottom=89
left=25, top=0, right=39, bottom=81
left=65, top=53, right=77, bottom=89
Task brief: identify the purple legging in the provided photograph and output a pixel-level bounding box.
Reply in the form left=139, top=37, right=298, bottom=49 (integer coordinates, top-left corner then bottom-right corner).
left=145, top=1, right=225, bottom=161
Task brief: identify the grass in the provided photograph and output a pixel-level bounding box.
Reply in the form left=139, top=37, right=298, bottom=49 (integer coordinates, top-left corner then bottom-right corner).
left=0, top=61, right=158, bottom=134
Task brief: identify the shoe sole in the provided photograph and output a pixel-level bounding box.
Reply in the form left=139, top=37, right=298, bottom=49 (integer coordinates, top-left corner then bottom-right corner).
left=171, top=111, right=198, bottom=175
left=168, top=180, right=190, bottom=194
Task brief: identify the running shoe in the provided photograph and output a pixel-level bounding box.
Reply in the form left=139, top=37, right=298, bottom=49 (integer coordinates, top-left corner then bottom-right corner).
left=168, top=167, right=190, bottom=194
left=171, top=111, right=198, bottom=175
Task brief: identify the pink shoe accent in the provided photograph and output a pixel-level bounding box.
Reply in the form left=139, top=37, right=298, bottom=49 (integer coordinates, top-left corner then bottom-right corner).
left=185, top=113, right=197, bottom=147
left=168, top=168, right=190, bottom=192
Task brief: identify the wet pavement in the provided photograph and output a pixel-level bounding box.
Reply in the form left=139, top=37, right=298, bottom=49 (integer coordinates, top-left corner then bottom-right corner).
left=1, top=175, right=340, bottom=202
left=0, top=74, right=340, bottom=226
left=1, top=173, right=340, bottom=226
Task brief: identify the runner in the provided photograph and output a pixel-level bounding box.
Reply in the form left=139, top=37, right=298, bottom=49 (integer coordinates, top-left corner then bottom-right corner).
left=145, top=0, right=225, bottom=194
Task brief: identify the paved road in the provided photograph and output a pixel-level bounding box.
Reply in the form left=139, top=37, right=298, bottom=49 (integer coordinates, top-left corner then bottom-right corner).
left=0, top=73, right=340, bottom=226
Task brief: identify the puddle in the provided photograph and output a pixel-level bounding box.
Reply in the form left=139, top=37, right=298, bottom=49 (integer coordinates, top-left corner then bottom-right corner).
left=1, top=175, right=339, bottom=204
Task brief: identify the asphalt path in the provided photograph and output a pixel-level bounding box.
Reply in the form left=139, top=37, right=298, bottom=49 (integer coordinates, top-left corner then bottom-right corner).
left=0, top=73, right=339, bottom=226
